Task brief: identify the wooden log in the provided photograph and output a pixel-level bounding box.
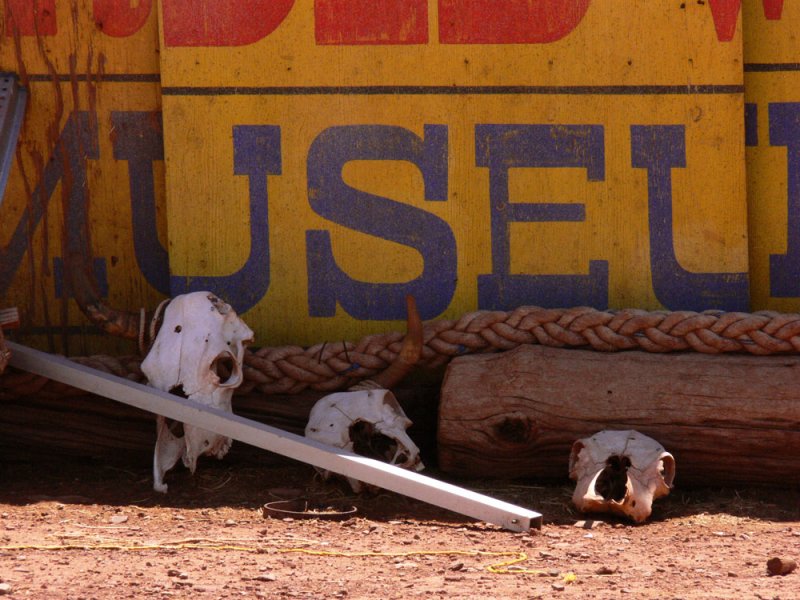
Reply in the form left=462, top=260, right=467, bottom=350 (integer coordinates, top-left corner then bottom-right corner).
left=0, top=329, right=8, bottom=375
left=0, top=370, right=439, bottom=463
left=438, top=345, right=800, bottom=487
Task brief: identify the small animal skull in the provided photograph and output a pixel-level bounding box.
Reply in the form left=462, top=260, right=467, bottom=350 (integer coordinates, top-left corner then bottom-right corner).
left=305, top=388, right=425, bottom=493
left=569, top=430, right=675, bottom=523
left=141, top=291, right=254, bottom=493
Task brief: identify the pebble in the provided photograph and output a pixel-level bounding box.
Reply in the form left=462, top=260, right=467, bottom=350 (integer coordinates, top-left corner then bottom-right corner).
left=551, top=583, right=565, bottom=591
left=0, top=583, right=10, bottom=595
left=109, top=515, right=128, bottom=524
left=224, top=519, right=237, bottom=527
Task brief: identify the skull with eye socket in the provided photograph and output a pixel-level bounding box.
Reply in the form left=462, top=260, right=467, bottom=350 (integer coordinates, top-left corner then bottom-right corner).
left=141, top=292, right=254, bottom=493
left=304, top=388, right=425, bottom=493
left=569, top=430, right=676, bottom=523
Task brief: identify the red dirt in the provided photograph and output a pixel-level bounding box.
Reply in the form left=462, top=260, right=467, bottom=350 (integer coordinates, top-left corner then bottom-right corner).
left=0, top=456, right=798, bottom=599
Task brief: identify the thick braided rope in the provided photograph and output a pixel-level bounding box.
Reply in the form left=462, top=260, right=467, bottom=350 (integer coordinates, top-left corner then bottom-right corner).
left=243, top=306, right=800, bottom=393
left=3, top=306, right=800, bottom=397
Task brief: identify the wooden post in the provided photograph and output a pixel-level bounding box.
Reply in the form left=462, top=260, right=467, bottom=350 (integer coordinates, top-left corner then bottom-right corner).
left=438, top=345, right=800, bottom=487
left=0, top=329, right=8, bottom=375
left=0, top=381, right=438, bottom=462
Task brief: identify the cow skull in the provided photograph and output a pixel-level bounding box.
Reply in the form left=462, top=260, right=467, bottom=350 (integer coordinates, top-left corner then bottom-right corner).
left=569, top=430, right=675, bottom=523
left=305, top=388, right=425, bottom=493
left=141, top=291, right=254, bottom=493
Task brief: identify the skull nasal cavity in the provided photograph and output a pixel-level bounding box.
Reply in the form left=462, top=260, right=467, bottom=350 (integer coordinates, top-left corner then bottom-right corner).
left=349, top=421, right=397, bottom=462
left=211, top=354, right=236, bottom=384
left=595, top=455, right=631, bottom=502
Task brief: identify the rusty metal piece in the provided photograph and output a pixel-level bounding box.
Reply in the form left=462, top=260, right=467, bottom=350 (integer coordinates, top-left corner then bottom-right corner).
left=767, top=557, right=797, bottom=576
left=262, top=499, right=357, bottom=521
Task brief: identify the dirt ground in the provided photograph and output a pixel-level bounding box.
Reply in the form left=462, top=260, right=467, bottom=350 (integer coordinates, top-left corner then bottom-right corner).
left=0, top=455, right=798, bottom=600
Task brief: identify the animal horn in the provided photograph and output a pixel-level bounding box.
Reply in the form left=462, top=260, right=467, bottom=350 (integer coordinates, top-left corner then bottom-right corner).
left=68, top=257, right=142, bottom=341
left=368, top=295, right=423, bottom=389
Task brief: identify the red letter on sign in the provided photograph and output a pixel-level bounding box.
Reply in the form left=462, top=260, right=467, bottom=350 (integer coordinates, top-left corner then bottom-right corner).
left=5, top=0, right=57, bottom=36
left=163, top=0, right=294, bottom=46
left=438, top=0, right=590, bottom=44
left=316, top=0, right=428, bottom=44
left=93, top=0, right=152, bottom=37
left=762, top=0, right=784, bottom=19
left=708, top=0, right=740, bottom=41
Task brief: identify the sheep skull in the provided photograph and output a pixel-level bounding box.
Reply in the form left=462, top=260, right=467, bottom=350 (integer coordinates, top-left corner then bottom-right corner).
left=305, top=388, right=424, bottom=493
left=569, top=430, right=675, bottom=523
left=141, top=291, right=253, bottom=493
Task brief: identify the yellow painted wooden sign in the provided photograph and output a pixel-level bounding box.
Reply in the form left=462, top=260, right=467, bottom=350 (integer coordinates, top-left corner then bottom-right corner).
left=1, top=2, right=772, bottom=352
left=743, top=0, right=800, bottom=312
left=0, top=0, right=166, bottom=353
left=158, top=1, right=748, bottom=346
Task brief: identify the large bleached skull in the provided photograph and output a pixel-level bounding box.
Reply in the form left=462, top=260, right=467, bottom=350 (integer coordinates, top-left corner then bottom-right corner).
left=141, top=291, right=254, bottom=493
left=305, top=388, right=425, bottom=493
left=569, top=430, right=675, bottom=523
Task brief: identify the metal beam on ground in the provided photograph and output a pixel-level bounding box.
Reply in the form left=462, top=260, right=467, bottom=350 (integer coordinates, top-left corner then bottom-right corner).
left=7, top=342, right=543, bottom=532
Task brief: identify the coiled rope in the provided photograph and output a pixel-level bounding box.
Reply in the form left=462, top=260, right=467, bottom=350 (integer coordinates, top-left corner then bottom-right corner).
left=4, top=306, right=800, bottom=396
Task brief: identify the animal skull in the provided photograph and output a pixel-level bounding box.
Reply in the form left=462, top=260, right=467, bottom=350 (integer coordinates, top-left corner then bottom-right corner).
left=305, top=388, right=425, bottom=493
left=569, top=430, right=675, bottom=523
left=141, top=291, right=254, bottom=493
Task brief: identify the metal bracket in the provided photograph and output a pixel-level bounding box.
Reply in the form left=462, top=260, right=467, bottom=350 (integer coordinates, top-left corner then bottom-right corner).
left=0, top=73, right=27, bottom=207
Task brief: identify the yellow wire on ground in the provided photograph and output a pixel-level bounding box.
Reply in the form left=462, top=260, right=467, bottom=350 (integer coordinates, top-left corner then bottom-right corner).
left=0, top=541, right=577, bottom=581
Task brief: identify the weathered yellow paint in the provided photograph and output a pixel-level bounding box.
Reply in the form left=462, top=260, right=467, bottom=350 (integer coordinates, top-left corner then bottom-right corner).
left=743, top=0, right=800, bottom=311
left=0, top=1, right=756, bottom=353
left=0, top=0, right=165, bottom=354
left=159, top=1, right=748, bottom=346
left=159, top=1, right=742, bottom=89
